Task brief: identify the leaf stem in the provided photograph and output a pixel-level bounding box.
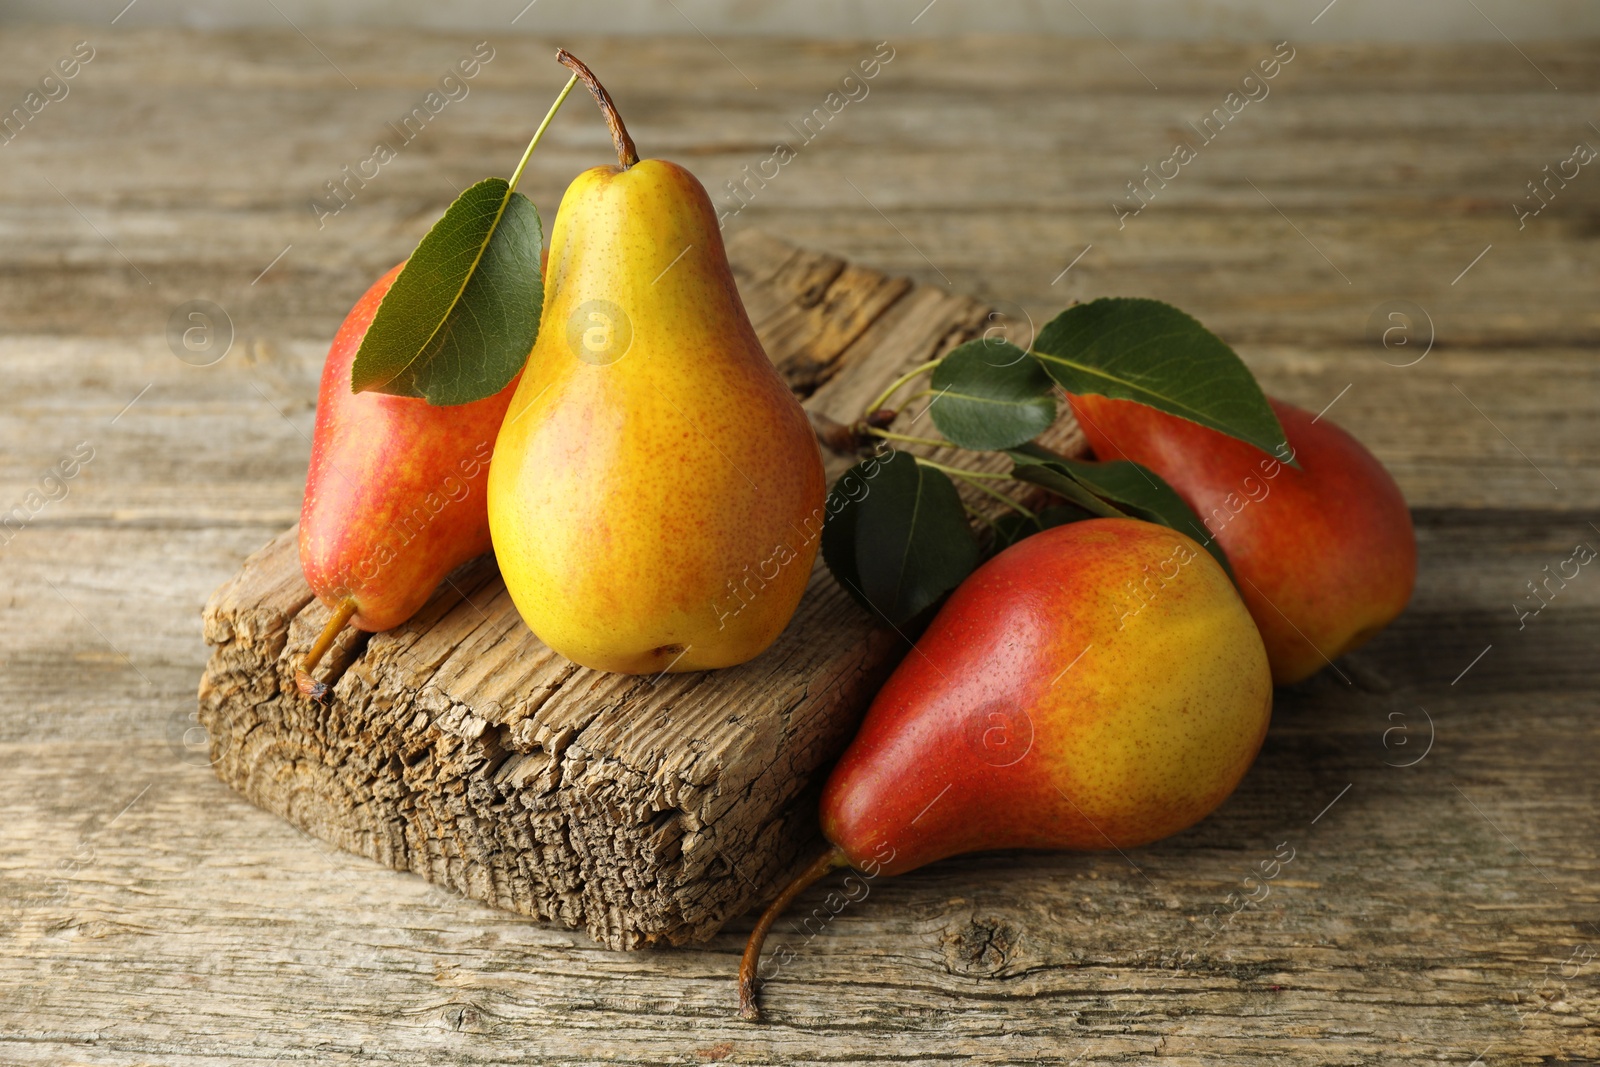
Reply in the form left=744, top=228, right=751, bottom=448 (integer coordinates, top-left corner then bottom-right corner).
left=509, top=72, right=580, bottom=193
left=915, top=458, right=1040, bottom=520
left=866, top=427, right=957, bottom=450
left=911, top=457, right=1012, bottom=481
left=866, top=357, right=944, bottom=416
left=967, top=480, right=1040, bottom=522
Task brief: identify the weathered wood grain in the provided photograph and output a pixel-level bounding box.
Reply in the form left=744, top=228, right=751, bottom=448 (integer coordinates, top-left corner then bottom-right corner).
left=3, top=29, right=1598, bottom=1067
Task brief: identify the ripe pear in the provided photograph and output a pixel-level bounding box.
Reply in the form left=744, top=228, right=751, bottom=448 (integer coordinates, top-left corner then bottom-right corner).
left=1067, top=394, right=1416, bottom=684
left=487, top=53, right=825, bottom=674
left=298, top=263, right=518, bottom=691
left=739, top=518, right=1272, bottom=1018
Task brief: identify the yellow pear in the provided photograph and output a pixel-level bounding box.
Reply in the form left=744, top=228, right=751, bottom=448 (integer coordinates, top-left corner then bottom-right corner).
left=488, top=52, right=826, bottom=674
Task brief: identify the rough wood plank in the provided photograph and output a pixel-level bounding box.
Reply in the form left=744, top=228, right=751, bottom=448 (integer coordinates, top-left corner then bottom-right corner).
left=728, top=229, right=916, bottom=394
left=196, top=232, right=1081, bottom=949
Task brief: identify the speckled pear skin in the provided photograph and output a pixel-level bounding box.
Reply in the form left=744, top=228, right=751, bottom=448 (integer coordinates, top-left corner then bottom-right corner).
left=487, top=160, right=826, bottom=675
left=1067, top=394, right=1416, bottom=685
left=821, top=519, right=1273, bottom=878
left=299, top=263, right=519, bottom=632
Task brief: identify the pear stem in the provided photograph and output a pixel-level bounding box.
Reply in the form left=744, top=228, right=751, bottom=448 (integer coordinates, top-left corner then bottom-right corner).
left=508, top=71, right=581, bottom=194
left=738, top=844, right=850, bottom=1022
left=808, top=410, right=866, bottom=455
left=294, top=596, right=357, bottom=701
left=556, top=49, right=639, bottom=169
left=866, top=357, right=944, bottom=417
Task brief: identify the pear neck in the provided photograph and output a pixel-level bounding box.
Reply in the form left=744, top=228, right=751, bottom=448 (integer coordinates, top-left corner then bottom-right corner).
left=557, top=49, right=640, bottom=169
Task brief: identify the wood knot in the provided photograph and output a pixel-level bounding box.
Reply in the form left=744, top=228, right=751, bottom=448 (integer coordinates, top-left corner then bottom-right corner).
left=941, top=915, right=1022, bottom=977
left=439, top=1003, right=484, bottom=1033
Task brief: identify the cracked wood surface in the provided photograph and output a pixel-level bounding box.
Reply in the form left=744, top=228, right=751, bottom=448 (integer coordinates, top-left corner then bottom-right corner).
left=2, top=28, right=1598, bottom=1067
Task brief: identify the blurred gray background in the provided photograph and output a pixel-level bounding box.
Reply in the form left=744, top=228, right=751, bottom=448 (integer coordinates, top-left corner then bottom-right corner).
left=3, top=0, right=1596, bottom=39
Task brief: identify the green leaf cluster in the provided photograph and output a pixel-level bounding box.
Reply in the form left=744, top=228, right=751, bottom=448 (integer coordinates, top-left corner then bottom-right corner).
left=823, top=297, right=1279, bottom=625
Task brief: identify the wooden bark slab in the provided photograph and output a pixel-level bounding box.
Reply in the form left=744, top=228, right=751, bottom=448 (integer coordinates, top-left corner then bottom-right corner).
left=196, top=228, right=1086, bottom=949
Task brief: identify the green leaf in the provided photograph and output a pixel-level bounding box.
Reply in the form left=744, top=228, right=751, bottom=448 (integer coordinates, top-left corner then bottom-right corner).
left=1006, top=454, right=1125, bottom=521
left=845, top=450, right=980, bottom=625
left=926, top=339, right=1057, bottom=450
left=351, top=177, right=543, bottom=405
left=1008, top=443, right=1233, bottom=577
left=1030, top=297, right=1292, bottom=464
left=819, top=462, right=875, bottom=614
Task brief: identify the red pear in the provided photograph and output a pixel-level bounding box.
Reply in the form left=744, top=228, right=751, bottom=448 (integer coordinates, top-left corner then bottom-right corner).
left=297, top=263, right=519, bottom=691
left=1067, top=394, right=1416, bottom=685
left=739, top=518, right=1272, bottom=1018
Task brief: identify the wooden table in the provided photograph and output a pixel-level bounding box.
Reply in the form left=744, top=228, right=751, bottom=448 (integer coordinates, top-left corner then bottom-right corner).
left=3, top=27, right=1596, bottom=1065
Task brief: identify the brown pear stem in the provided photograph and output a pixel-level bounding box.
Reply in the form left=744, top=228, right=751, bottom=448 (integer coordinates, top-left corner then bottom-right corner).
left=738, top=844, right=850, bottom=1022
left=294, top=596, right=357, bottom=701
left=556, top=49, right=639, bottom=169
left=808, top=411, right=863, bottom=455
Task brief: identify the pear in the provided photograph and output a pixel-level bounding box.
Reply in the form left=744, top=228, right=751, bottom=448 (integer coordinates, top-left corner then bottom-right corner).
left=298, top=263, right=518, bottom=696
left=487, top=52, right=826, bottom=674
left=738, top=518, right=1272, bottom=1019
left=1068, top=394, right=1416, bottom=684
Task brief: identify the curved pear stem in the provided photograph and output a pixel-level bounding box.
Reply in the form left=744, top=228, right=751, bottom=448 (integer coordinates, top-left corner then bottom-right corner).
left=294, top=596, right=357, bottom=702
left=556, top=49, right=639, bottom=169
left=738, top=844, right=850, bottom=1022
left=808, top=410, right=863, bottom=455
left=809, top=409, right=899, bottom=457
